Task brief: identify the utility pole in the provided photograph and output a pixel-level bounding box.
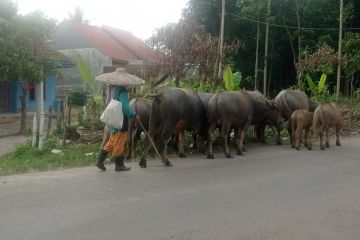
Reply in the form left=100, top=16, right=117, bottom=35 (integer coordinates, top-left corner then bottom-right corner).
left=263, top=0, right=271, bottom=97
left=218, top=0, right=225, bottom=78
left=336, top=0, right=343, bottom=101
left=254, top=17, right=260, bottom=90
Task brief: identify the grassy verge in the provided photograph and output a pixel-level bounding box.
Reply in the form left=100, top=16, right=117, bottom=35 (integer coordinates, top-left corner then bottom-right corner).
left=0, top=137, right=100, bottom=176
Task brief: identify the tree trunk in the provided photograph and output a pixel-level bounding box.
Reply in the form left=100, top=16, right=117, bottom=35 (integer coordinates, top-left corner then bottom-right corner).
left=283, top=18, right=296, bottom=69
left=218, top=0, right=225, bottom=78
left=175, top=75, right=181, bottom=87
left=263, top=0, right=271, bottom=97
left=336, top=0, right=344, bottom=101
left=19, top=85, right=27, bottom=135
left=296, top=0, right=301, bottom=64
left=254, top=16, right=260, bottom=91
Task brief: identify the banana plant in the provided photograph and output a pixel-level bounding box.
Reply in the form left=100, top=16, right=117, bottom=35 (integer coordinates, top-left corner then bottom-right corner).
left=306, top=73, right=329, bottom=101
left=223, top=66, right=242, bottom=91
left=76, top=55, right=104, bottom=132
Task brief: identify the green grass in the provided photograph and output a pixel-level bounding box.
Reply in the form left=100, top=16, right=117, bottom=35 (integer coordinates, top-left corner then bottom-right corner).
left=0, top=138, right=100, bottom=176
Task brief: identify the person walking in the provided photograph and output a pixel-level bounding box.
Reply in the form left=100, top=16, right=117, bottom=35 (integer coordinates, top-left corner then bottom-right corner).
left=96, top=85, right=139, bottom=171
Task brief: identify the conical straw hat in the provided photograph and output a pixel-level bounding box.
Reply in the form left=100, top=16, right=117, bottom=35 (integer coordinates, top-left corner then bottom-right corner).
left=95, top=68, right=145, bottom=86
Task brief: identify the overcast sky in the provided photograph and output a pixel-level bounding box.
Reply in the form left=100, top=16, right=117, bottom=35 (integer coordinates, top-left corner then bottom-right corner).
left=16, top=0, right=189, bottom=40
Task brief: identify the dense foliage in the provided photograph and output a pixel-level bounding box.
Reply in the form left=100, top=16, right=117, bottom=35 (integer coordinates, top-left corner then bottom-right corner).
left=0, top=0, right=59, bottom=133
left=153, top=0, right=360, bottom=97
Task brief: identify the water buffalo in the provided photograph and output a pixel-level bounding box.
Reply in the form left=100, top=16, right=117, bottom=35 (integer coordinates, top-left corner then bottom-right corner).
left=247, top=90, right=283, bottom=145
left=275, top=89, right=318, bottom=120
left=274, top=89, right=318, bottom=143
left=207, top=90, right=281, bottom=159
left=312, top=102, right=343, bottom=150
left=193, top=92, right=214, bottom=150
left=165, top=93, right=213, bottom=155
left=139, top=88, right=207, bottom=168
left=290, top=109, right=314, bottom=150
left=126, top=97, right=152, bottom=160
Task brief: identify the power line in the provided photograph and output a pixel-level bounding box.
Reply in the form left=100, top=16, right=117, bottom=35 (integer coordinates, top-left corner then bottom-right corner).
left=228, top=13, right=360, bottom=31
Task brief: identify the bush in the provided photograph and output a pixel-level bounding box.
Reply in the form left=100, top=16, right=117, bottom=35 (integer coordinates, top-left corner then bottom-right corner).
left=68, top=88, right=87, bottom=106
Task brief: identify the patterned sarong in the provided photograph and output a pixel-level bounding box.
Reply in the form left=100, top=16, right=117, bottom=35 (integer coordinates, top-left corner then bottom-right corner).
left=103, top=131, right=128, bottom=156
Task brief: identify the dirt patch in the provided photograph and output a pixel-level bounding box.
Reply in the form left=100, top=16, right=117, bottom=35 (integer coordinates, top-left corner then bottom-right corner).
left=0, top=135, right=29, bottom=156
left=341, top=106, right=360, bottom=136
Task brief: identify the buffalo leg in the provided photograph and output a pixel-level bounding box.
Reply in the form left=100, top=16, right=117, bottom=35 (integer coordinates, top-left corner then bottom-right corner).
left=131, top=128, right=141, bottom=160
left=236, top=128, right=244, bottom=155
left=305, top=128, right=312, bottom=150
left=275, top=125, right=282, bottom=145
left=325, top=128, right=330, bottom=148
left=238, top=119, right=251, bottom=154
left=336, top=126, right=341, bottom=146
left=139, top=132, right=150, bottom=168
left=319, top=128, right=325, bottom=150
left=255, top=124, right=266, bottom=143
left=178, top=129, right=187, bottom=158
left=287, top=121, right=293, bottom=145
left=159, top=126, right=173, bottom=167
left=207, top=123, right=215, bottom=159
left=237, top=127, right=248, bottom=155
left=125, top=128, right=135, bottom=160
left=294, top=126, right=302, bottom=150
left=139, top=127, right=155, bottom=168
left=221, top=123, right=232, bottom=158
left=269, top=123, right=282, bottom=145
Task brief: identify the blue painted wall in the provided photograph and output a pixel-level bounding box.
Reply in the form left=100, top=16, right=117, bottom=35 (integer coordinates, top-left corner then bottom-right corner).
left=9, top=81, right=17, bottom=112
left=15, top=74, right=58, bottom=113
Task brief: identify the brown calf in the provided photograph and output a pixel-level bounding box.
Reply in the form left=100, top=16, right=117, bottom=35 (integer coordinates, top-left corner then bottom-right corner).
left=312, top=102, right=343, bottom=150
left=290, top=109, right=314, bottom=150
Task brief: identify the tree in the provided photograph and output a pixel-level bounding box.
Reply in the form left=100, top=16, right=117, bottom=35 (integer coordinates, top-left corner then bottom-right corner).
left=68, top=6, right=89, bottom=24
left=149, top=17, right=240, bottom=86
left=0, top=0, right=17, bottom=19
left=183, top=0, right=350, bottom=94
left=0, top=2, right=58, bottom=134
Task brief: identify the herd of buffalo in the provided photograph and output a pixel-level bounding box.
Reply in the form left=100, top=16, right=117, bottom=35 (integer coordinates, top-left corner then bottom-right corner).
left=125, top=88, right=343, bottom=168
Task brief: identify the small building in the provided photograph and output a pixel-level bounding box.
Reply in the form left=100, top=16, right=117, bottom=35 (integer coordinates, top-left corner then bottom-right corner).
left=0, top=45, right=73, bottom=113
left=50, top=20, right=161, bottom=93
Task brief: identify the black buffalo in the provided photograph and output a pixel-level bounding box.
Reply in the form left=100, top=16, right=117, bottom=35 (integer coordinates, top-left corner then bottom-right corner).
left=139, top=88, right=207, bottom=168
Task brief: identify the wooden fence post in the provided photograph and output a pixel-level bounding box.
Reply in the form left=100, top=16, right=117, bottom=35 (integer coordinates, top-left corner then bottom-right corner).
left=46, top=106, right=53, bottom=139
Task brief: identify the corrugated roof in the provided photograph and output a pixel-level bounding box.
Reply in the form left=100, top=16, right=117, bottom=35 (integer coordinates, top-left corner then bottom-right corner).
left=68, top=20, right=138, bottom=62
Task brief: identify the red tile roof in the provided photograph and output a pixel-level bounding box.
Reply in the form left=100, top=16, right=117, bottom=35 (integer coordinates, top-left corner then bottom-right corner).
left=67, top=20, right=160, bottom=64
left=103, top=26, right=161, bottom=64
left=69, top=20, right=138, bottom=62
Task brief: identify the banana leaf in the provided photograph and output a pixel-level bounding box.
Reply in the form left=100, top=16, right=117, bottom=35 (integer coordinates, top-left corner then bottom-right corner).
left=223, top=66, right=234, bottom=91
left=76, top=55, right=95, bottom=88
left=306, top=74, right=317, bottom=94
left=318, top=73, right=327, bottom=91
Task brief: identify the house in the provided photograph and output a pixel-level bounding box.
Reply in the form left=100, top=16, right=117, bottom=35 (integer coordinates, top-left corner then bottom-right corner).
left=50, top=20, right=161, bottom=94
left=0, top=45, right=74, bottom=113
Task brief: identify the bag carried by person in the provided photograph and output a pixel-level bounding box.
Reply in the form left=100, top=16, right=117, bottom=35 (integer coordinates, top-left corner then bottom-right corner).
left=100, top=99, right=123, bottom=129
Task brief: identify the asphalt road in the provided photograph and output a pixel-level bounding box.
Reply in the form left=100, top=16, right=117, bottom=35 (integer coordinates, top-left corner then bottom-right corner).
left=1, top=137, right=360, bottom=240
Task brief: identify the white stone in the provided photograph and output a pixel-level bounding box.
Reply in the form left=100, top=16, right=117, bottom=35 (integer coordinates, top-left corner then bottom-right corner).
left=51, top=149, right=63, bottom=154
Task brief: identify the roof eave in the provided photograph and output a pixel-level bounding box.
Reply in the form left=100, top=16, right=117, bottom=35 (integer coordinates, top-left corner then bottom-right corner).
left=112, top=58, right=129, bottom=64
